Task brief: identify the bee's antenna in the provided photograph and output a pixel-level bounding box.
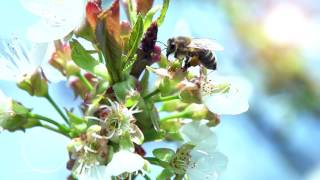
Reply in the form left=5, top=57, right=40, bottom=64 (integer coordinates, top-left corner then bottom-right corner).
left=156, top=40, right=167, bottom=47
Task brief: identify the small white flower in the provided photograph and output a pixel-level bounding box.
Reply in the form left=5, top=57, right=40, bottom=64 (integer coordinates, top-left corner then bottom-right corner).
left=0, top=38, right=62, bottom=82
left=74, top=150, right=145, bottom=180
left=88, top=101, right=144, bottom=145
left=20, top=0, right=85, bottom=42
left=77, top=165, right=111, bottom=180
left=106, top=150, right=146, bottom=177
left=201, top=72, right=251, bottom=115
left=179, top=121, right=228, bottom=180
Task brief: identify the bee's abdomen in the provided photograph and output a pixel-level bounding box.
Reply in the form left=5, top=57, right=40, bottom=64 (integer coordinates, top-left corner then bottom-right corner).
left=198, top=50, right=217, bottom=70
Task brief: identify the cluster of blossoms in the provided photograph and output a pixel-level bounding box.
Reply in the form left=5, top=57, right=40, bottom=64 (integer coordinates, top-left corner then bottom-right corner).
left=0, top=0, right=250, bottom=179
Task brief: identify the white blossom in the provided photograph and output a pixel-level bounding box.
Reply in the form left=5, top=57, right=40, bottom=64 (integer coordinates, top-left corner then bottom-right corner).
left=0, top=38, right=62, bottom=82
left=74, top=150, right=145, bottom=180
left=88, top=100, right=144, bottom=145
left=20, top=0, right=85, bottom=42
left=201, top=72, right=251, bottom=115
left=77, top=165, right=111, bottom=180
left=107, top=150, right=146, bottom=177
left=180, top=121, right=228, bottom=180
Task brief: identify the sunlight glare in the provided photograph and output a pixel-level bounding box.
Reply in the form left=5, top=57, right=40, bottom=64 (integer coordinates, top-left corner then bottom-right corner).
left=263, top=3, right=310, bottom=46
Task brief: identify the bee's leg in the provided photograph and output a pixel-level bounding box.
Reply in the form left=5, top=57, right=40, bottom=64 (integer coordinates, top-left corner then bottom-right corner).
left=183, top=56, right=191, bottom=72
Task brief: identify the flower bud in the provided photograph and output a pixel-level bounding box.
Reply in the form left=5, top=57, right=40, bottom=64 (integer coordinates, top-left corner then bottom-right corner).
left=151, top=45, right=161, bottom=62
left=0, top=91, right=38, bottom=132
left=161, top=99, right=188, bottom=112
left=141, top=22, right=158, bottom=57
left=122, top=0, right=154, bottom=16
left=17, top=68, right=48, bottom=97
left=69, top=73, right=96, bottom=99
left=135, top=0, right=154, bottom=15
left=86, top=1, right=102, bottom=30
left=50, top=43, right=80, bottom=77
left=183, top=104, right=209, bottom=120
left=120, top=20, right=132, bottom=36
left=130, top=22, right=159, bottom=78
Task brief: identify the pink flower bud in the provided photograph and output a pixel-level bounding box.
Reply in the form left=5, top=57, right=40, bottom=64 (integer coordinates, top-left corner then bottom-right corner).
left=151, top=45, right=161, bottom=62
left=86, top=1, right=102, bottom=30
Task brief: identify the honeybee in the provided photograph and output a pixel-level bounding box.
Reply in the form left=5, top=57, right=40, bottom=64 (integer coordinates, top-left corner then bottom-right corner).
left=166, top=36, right=224, bottom=70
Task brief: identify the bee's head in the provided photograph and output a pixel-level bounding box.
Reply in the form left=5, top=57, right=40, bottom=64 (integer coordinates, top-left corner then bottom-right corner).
left=166, top=38, right=176, bottom=58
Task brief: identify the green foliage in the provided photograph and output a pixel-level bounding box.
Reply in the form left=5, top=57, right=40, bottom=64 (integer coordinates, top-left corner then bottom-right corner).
left=153, top=148, right=175, bottom=162
left=70, top=39, right=110, bottom=81
left=0, top=102, right=39, bottom=132
left=67, top=111, right=87, bottom=137
left=112, top=76, right=136, bottom=102
left=127, top=0, right=138, bottom=24
left=157, top=0, right=170, bottom=26
left=123, top=15, right=144, bottom=71
left=96, top=20, right=122, bottom=83
left=157, top=169, right=174, bottom=180
left=144, top=5, right=161, bottom=31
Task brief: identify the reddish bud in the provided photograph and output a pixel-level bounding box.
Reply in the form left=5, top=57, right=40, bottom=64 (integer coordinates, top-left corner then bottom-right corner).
left=151, top=45, right=161, bottom=62
left=120, top=20, right=132, bottom=36
left=136, top=0, right=154, bottom=15
left=86, top=1, right=102, bottom=30
left=135, top=144, right=146, bottom=157
left=140, top=22, right=158, bottom=58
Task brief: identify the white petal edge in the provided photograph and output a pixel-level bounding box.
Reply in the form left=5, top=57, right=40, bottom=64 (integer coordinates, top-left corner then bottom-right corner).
left=202, top=73, right=251, bottom=115
left=106, top=150, right=145, bottom=176
left=180, top=121, right=215, bottom=145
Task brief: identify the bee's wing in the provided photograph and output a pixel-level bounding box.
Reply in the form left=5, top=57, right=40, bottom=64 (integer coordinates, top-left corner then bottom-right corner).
left=188, top=38, right=224, bottom=51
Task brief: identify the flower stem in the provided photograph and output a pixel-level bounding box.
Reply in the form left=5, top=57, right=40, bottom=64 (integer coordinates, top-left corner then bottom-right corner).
left=155, top=94, right=180, bottom=102
left=76, top=72, right=93, bottom=92
left=143, top=88, right=161, bottom=100
left=29, top=113, right=70, bottom=134
left=45, top=93, right=69, bottom=125
left=160, top=112, right=189, bottom=122
left=144, top=157, right=172, bottom=169
left=38, top=124, right=69, bottom=138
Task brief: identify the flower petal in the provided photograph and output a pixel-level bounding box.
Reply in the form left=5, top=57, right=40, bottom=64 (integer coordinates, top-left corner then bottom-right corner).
left=78, top=165, right=111, bottom=180
left=180, top=121, right=214, bottom=144
left=193, top=134, right=218, bottom=155
left=106, top=150, right=145, bottom=176
left=188, top=151, right=228, bottom=180
left=27, top=19, right=76, bottom=43
left=21, top=0, right=85, bottom=42
left=202, top=74, right=251, bottom=115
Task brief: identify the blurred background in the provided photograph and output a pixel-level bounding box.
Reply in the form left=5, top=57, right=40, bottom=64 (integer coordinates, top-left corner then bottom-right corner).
left=1, top=0, right=320, bottom=179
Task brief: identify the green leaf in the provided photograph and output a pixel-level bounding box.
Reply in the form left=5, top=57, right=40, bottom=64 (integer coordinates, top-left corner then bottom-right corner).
left=144, top=5, right=161, bottom=31
left=153, top=148, right=175, bottom=162
left=119, top=132, right=134, bottom=151
left=75, top=22, right=95, bottom=42
left=156, top=169, right=174, bottom=180
left=66, top=111, right=86, bottom=124
left=96, top=20, right=122, bottom=83
left=123, top=15, right=144, bottom=69
left=112, top=76, right=136, bottom=102
left=157, top=0, right=170, bottom=26
left=67, top=111, right=87, bottom=135
left=140, top=70, right=150, bottom=97
left=70, top=39, right=110, bottom=81
left=148, top=102, right=160, bottom=131
left=127, top=0, right=138, bottom=24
